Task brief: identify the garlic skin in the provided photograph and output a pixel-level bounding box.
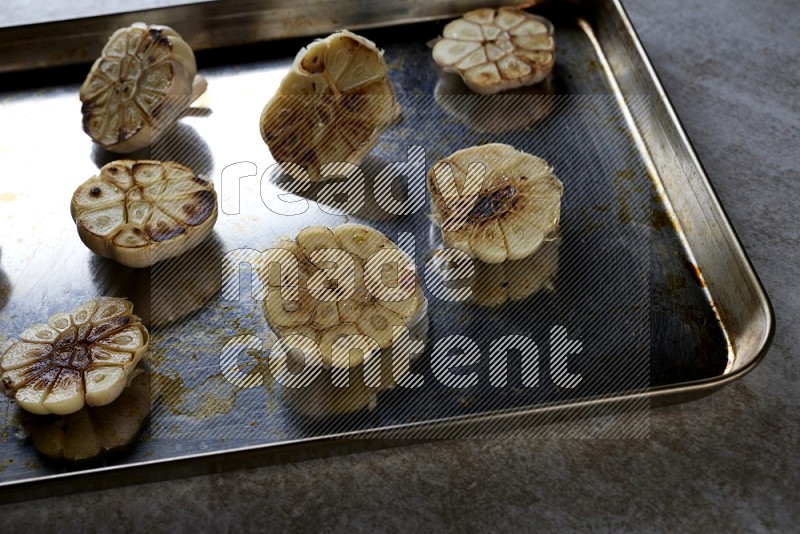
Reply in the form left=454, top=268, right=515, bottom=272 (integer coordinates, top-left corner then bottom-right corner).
left=432, top=7, right=556, bottom=95
left=80, top=22, right=207, bottom=153
left=70, top=160, right=218, bottom=268
left=20, top=368, right=151, bottom=462
left=259, top=31, right=401, bottom=182
left=1, top=298, right=148, bottom=416
left=427, top=143, right=563, bottom=264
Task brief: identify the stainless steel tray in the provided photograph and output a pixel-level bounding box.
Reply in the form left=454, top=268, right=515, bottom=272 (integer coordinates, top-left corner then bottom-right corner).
left=0, top=0, right=773, bottom=500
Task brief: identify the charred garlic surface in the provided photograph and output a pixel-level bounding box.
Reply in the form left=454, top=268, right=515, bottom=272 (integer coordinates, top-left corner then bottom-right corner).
left=260, top=31, right=400, bottom=182
left=432, top=7, right=555, bottom=94
left=71, top=160, right=218, bottom=268
left=261, top=224, right=425, bottom=369
left=428, top=143, right=563, bottom=264
left=1, top=298, right=148, bottom=416
left=80, top=22, right=207, bottom=153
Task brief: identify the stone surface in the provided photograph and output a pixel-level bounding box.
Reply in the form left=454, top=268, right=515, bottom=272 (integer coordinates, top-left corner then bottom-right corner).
left=1, top=0, right=799, bottom=530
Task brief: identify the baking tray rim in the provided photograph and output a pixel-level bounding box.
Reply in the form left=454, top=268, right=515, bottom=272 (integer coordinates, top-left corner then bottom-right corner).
left=0, top=359, right=774, bottom=502
left=610, top=0, right=773, bottom=375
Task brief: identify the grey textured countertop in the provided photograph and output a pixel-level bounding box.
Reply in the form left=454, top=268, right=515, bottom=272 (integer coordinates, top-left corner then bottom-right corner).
left=1, top=0, right=799, bottom=530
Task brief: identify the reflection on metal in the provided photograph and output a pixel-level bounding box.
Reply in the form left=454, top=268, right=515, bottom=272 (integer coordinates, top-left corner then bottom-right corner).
left=435, top=74, right=559, bottom=133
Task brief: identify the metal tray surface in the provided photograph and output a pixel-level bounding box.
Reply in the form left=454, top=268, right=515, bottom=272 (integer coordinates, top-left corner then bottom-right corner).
left=0, top=0, right=773, bottom=497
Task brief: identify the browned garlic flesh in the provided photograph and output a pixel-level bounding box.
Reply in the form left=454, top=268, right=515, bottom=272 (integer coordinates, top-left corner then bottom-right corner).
left=71, top=160, right=218, bottom=268
left=20, top=368, right=151, bottom=462
left=1, top=298, right=148, bottom=415
left=260, top=30, right=400, bottom=182
left=427, top=143, right=563, bottom=264
left=80, top=22, right=207, bottom=153
left=432, top=7, right=555, bottom=94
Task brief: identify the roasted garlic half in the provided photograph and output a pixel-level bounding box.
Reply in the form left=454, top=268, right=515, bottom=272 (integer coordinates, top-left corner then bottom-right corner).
left=260, top=31, right=400, bottom=182
left=80, top=22, right=207, bottom=153
left=261, top=224, right=427, bottom=415
left=71, top=160, right=218, bottom=268
left=262, top=224, right=425, bottom=366
left=1, top=298, right=148, bottom=415
left=432, top=7, right=555, bottom=94
left=428, top=143, right=563, bottom=264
